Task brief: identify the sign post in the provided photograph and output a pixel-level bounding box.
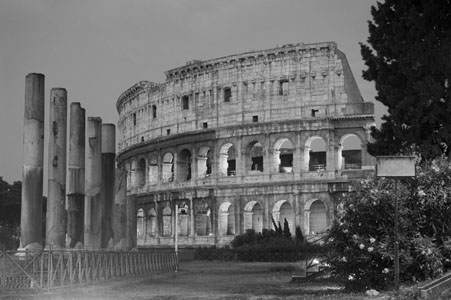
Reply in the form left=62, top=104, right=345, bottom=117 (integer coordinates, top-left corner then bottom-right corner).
left=175, top=204, right=179, bottom=272
left=376, top=156, right=416, bottom=292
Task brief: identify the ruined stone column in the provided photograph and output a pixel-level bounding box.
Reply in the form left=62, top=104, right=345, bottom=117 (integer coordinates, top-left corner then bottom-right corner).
left=113, top=162, right=127, bottom=250
left=101, top=124, right=115, bottom=249
left=20, top=73, right=45, bottom=250
left=125, top=195, right=137, bottom=250
left=46, top=88, right=67, bottom=249
left=67, top=103, right=85, bottom=248
left=84, top=117, right=102, bottom=250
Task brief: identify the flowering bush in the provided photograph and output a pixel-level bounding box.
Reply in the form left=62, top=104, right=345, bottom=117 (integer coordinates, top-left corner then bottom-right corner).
left=326, top=157, right=451, bottom=291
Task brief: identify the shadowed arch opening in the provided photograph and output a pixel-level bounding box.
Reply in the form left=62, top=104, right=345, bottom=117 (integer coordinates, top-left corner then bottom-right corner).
left=246, top=141, right=264, bottom=173
left=274, top=138, right=294, bottom=173
left=219, top=202, right=235, bottom=235
left=137, top=158, right=146, bottom=187
left=339, top=134, right=362, bottom=169
left=177, top=149, right=192, bottom=181
left=305, top=137, right=326, bottom=171
left=272, top=200, right=294, bottom=233
left=162, top=153, right=174, bottom=182
left=244, top=201, right=263, bottom=233
left=197, top=146, right=212, bottom=178
left=219, top=143, right=236, bottom=176
left=309, top=200, right=327, bottom=234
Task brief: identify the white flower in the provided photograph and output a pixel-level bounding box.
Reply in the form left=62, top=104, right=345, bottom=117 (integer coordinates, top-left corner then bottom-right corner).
left=359, top=244, right=365, bottom=250
left=370, top=237, right=376, bottom=243
left=368, top=247, right=374, bottom=252
left=341, top=256, right=347, bottom=262
left=382, top=268, right=389, bottom=274
left=353, top=234, right=358, bottom=240
left=418, top=190, right=426, bottom=197
left=431, top=164, right=439, bottom=173
left=343, top=229, right=349, bottom=233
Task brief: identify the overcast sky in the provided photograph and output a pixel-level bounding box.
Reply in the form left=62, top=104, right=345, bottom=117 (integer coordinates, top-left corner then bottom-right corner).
left=0, top=0, right=382, bottom=185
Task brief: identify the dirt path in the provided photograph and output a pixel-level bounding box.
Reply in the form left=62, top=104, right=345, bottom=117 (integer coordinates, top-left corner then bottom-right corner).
left=7, top=261, right=388, bottom=300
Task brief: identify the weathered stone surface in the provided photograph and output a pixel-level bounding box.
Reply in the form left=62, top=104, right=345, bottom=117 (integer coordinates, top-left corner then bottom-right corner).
left=114, top=42, right=376, bottom=248
left=113, top=164, right=127, bottom=249
left=100, top=124, right=115, bottom=248
left=67, top=102, right=85, bottom=247
left=46, top=88, right=67, bottom=249
left=20, top=73, right=45, bottom=249
left=84, top=117, right=102, bottom=250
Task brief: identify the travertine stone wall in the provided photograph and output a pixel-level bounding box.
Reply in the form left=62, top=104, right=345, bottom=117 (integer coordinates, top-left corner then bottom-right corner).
left=115, top=42, right=376, bottom=248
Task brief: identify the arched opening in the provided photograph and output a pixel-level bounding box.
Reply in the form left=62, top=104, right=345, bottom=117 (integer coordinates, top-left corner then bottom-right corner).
left=244, top=201, right=263, bottom=233
left=177, top=202, right=189, bottom=236
left=162, top=205, right=172, bottom=236
left=137, top=158, right=146, bottom=187
left=309, top=200, right=327, bottom=234
left=148, top=154, right=158, bottom=184
left=146, top=207, right=157, bottom=237
left=219, top=202, right=235, bottom=235
left=195, top=202, right=212, bottom=236
left=131, top=160, right=137, bottom=187
left=219, top=143, right=236, bottom=176
left=274, top=139, right=294, bottom=173
left=162, top=153, right=174, bottom=182
left=137, top=208, right=145, bottom=245
left=246, top=141, right=264, bottom=173
left=340, top=134, right=362, bottom=169
left=272, top=200, right=294, bottom=234
left=177, top=149, right=192, bottom=181
left=197, top=147, right=212, bottom=178
left=307, top=137, right=327, bottom=171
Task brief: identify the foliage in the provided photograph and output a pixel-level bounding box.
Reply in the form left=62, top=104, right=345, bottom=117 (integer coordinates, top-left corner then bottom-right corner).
left=326, top=157, right=451, bottom=291
left=196, top=227, right=327, bottom=262
left=361, top=0, right=451, bottom=159
left=0, top=178, right=21, bottom=250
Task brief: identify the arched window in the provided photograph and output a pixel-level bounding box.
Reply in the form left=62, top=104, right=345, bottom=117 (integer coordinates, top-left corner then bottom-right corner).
left=306, top=137, right=327, bottom=171
left=177, top=149, right=192, bottom=181
left=274, top=139, right=294, bottom=173
left=197, top=147, right=212, bottom=178
left=244, top=201, right=263, bottom=233
left=146, top=207, right=157, bottom=237
left=137, top=208, right=145, bottom=245
left=137, top=158, right=146, bottom=187
left=309, top=200, right=327, bottom=234
left=273, top=200, right=294, bottom=233
left=340, top=134, right=362, bottom=169
left=219, top=143, right=236, bottom=176
left=148, top=154, right=158, bottom=184
left=162, top=153, right=174, bottom=182
left=246, top=141, right=264, bottom=173
left=219, top=202, right=235, bottom=235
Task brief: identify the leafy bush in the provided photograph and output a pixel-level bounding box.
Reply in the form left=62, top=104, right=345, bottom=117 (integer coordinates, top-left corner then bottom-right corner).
left=326, top=157, right=451, bottom=292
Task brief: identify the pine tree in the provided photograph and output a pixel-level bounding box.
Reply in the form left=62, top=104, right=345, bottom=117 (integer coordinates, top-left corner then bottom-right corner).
left=361, top=0, right=451, bottom=159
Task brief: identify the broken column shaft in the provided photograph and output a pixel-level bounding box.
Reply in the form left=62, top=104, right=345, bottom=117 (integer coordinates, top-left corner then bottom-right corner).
left=113, top=163, right=127, bottom=249
left=46, top=88, right=67, bottom=249
left=101, top=124, right=115, bottom=248
left=20, top=73, right=45, bottom=250
left=67, top=102, right=85, bottom=248
left=84, top=117, right=102, bottom=250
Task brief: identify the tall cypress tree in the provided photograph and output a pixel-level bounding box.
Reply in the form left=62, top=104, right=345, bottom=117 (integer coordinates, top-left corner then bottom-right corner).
left=361, top=0, right=451, bottom=159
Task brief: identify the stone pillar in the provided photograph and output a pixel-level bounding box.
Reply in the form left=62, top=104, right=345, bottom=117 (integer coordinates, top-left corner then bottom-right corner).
left=101, top=124, right=115, bottom=249
left=84, top=117, right=102, bottom=250
left=46, top=88, right=67, bottom=249
left=67, top=103, right=85, bottom=248
left=20, top=73, right=45, bottom=250
left=125, top=195, right=137, bottom=250
left=113, top=163, right=127, bottom=249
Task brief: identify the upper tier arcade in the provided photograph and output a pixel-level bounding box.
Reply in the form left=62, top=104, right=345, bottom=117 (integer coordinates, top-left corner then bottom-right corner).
left=116, top=42, right=374, bottom=154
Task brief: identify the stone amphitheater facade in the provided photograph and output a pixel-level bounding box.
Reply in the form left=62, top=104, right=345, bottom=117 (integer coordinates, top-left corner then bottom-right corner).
left=116, top=42, right=375, bottom=248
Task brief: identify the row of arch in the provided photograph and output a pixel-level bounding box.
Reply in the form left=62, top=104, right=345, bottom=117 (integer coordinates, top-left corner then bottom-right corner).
left=128, top=134, right=363, bottom=188
left=136, top=199, right=329, bottom=243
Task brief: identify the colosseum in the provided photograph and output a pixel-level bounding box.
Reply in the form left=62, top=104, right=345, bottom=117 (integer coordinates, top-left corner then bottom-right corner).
left=116, top=41, right=375, bottom=248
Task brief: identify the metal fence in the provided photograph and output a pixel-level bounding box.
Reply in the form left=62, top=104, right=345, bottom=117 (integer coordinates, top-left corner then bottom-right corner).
left=0, top=249, right=177, bottom=291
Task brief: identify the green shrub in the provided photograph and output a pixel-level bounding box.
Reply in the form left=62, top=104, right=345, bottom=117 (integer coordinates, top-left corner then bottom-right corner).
left=326, top=157, right=451, bottom=292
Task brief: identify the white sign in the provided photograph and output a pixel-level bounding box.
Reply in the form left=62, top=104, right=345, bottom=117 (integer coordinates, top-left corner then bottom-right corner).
left=376, top=156, right=416, bottom=178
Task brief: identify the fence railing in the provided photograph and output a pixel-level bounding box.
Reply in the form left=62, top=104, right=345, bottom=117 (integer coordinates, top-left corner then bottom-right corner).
left=0, top=249, right=177, bottom=291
